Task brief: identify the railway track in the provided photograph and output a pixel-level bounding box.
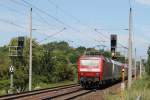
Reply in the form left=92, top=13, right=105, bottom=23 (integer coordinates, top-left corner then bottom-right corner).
left=43, top=89, right=93, bottom=100
left=0, top=83, right=80, bottom=100
left=0, top=80, right=126, bottom=100
left=43, top=81, right=123, bottom=100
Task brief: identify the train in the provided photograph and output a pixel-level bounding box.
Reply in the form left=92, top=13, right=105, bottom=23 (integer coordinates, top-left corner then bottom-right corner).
left=77, top=55, right=128, bottom=88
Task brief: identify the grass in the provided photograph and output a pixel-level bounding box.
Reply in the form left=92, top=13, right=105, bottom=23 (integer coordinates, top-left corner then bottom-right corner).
left=33, top=80, right=76, bottom=90
left=105, top=74, right=150, bottom=100
left=0, top=90, right=7, bottom=96
left=0, top=79, right=9, bottom=96
left=0, top=80, right=76, bottom=96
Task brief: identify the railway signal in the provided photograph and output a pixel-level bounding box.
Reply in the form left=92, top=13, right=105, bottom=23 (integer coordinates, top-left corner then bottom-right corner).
left=17, top=36, right=25, bottom=56
left=111, top=34, right=117, bottom=59
left=18, top=36, right=25, bottom=47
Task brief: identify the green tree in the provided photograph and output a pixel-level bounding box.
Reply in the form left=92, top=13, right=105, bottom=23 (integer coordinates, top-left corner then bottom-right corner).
left=0, top=46, right=9, bottom=80
left=8, top=37, right=42, bottom=91
left=38, top=49, right=54, bottom=83
left=146, top=46, right=150, bottom=75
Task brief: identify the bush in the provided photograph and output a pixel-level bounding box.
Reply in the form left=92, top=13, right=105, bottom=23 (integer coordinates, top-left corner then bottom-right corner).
left=0, top=80, right=9, bottom=95
left=0, top=80, right=9, bottom=89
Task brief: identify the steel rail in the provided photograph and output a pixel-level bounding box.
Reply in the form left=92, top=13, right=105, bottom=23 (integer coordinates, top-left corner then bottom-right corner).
left=43, top=88, right=83, bottom=100
left=0, top=83, right=79, bottom=100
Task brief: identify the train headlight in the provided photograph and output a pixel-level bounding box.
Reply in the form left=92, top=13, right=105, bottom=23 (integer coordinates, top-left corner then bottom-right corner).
left=96, top=73, right=99, bottom=76
left=81, top=73, right=83, bottom=76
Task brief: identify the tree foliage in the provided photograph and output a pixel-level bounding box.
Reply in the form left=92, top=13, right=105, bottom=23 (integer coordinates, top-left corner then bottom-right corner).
left=0, top=37, right=127, bottom=93
left=0, top=46, right=9, bottom=80
left=146, top=46, right=150, bottom=75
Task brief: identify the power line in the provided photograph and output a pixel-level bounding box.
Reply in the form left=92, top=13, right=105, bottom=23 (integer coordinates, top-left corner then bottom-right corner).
left=0, top=3, right=25, bottom=15
left=2, top=1, right=69, bottom=47
left=47, top=0, right=130, bottom=50
left=10, top=0, right=80, bottom=31
left=9, top=0, right=66, bottom=38
left=0, top=18, right=25, bottom=29
left=47, top=0, right=81, bottom=23
left=94, top=28, right=128, bottom=49
left=38, top=27, right=66, bottom=43
left=0, top=4, right=52, bottom=32
left=47, top=0, right=92, bottom=32
left=9, top=0, right=57, bottom=29
left=29, top=27, right=66, bottom=51
left=11, top=0, right=29, bottom=8
left=94, top=29, right=110, bottom=39
left=21, top=0, right=80, bottom=32
left=8, top=0, right=123, bottom=50
left=9, top=0, right=96, bottom=46
left=33, top=10, right=59, bottom=29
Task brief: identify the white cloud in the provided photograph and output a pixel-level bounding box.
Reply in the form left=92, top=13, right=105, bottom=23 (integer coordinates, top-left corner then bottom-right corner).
left=135, top=0, right=150, bottom=6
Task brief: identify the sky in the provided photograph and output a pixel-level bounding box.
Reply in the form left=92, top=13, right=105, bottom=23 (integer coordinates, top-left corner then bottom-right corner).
left=0, top=0, right=150, bottom=59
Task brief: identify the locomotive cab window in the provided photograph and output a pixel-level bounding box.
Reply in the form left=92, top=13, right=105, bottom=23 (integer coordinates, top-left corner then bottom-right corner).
left=80, top=59, right=99, bottom=67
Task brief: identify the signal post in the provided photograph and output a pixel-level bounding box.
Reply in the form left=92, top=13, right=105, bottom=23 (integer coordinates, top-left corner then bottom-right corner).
left=9, top=65, right=14, bottom=89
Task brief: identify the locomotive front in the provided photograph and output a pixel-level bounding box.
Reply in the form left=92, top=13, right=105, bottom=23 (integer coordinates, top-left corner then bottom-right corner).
left=78, top=56, right=102, bottom=88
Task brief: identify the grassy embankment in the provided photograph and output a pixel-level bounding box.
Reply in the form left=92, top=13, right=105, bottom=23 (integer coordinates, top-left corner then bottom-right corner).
left=106, top=75, right=150, bottom=100
left=34, top=80, right=76, bottom=89
left=0, top=80, right=76, bottom=96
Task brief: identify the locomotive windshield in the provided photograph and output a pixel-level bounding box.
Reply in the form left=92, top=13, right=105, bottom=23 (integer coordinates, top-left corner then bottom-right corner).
left=80, top=59, right=99, bottom=67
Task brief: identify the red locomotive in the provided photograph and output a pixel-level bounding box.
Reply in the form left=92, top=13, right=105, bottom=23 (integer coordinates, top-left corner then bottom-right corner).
left=78, top=55, right=128, bottom=88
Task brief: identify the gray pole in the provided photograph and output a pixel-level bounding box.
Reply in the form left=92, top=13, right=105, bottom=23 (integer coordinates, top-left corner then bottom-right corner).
left=128, top=8, right=132, bottom=89
left=140, top=56, right=142, bottom=78
left=29, top=8, right=32, bottom=91
left=9, top=65, right=14, bottom=90
left=134, top=48, right=136, bottom=79
left=10, top=73, right=13, bottom=89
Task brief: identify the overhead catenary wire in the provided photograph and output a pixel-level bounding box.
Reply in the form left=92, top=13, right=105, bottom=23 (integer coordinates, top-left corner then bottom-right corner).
left=21, top=0, right=80, bottom=32
left=2, top=1, right=72, bottom=49
left=5, top=0, right=127, bottom=51
left=8, top=0, right=97, bottom=48
left=33, top=10, right=59, bottom=29
left=1, top=1, right=47, bottom=32
left=29, top=27, right=67, bottom=51
left=47, top=0, right=92, bottom=31
left=47, top=0, right=81, bottom=23
left=0, top=3, right=62, bottom=52
left=7, top=0, right=59, bottom=32
left=0, top=3, right=25, bottom=15
left=11, top=0, right=29, bottom=8
left=7, top=0, right=66, bottom=42
left=0, top=18, right=25, bottom=29
left=94, top=29, right=110, bottom=39
left=10, top=0, right=80, bottom=32
left=38, top=27, right=66, bottom=43
left=94, top=28, right=128, bottom=49
left=0, top=4, right=57, bottom=34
